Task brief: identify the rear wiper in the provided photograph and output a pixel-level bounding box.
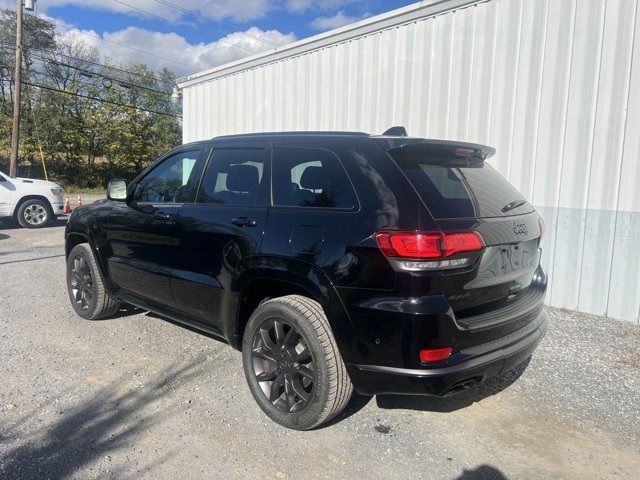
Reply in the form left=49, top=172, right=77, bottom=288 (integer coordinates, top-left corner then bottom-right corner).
left=501, top=199, right=527, bottom=213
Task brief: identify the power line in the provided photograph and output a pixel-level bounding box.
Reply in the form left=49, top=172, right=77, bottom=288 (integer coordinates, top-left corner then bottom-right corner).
left=148, top=0, right=280, bottom=47
left=1, top=40, right=172, bottom=84
left=110, top=0, right=260, bottom=55
left=0, top=78, right=182, bottom=118
left=1, top=46, right=173, bottom=95
left=7, top=0, right=197, bottom=70
left=68, top=27, right=197, bottom=72
left=38, top=58, right=171, bottom=95
left=1, top=62, right=159, bottom=96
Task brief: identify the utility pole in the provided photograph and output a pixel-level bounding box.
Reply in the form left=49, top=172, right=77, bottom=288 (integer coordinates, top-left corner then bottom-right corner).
left=9, top=0, right=24, bottom=178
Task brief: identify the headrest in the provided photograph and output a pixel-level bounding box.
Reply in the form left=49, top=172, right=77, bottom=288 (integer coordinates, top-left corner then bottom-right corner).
left=226, top=165, right=259, bottom=192
left=300, top=166, right=329, bottom=190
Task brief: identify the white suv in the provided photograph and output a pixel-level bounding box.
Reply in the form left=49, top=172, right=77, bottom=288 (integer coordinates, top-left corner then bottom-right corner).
left=0, top=171, right=65, bottom=228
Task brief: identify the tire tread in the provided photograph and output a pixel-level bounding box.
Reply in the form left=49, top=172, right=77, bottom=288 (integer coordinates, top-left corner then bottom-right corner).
left=261, top=295, right=353, bottom=428
left=68, top=244, right=120, bottom=320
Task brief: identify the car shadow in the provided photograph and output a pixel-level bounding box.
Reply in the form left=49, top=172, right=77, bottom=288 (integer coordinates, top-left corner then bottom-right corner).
left=324, top=359, right=530, bottom=428
left=0, top=217, right=68, bottom=230
left=375, top=358, right=530, bottom=413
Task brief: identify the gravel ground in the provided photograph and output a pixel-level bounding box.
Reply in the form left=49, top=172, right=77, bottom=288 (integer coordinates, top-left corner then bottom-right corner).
left=0, top=219, right=639, bottom=479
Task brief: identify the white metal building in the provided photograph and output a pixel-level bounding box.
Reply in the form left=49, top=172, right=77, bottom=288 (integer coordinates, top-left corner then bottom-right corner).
left=177, top=0, right=640, bottom=323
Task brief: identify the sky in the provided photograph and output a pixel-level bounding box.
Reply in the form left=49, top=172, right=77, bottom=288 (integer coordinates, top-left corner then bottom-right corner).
left=1, top=0, right=416, bottom=76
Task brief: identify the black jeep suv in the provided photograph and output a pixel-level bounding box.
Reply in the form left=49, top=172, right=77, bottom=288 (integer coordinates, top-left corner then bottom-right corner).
left=65, top=129, right=547, bottom=430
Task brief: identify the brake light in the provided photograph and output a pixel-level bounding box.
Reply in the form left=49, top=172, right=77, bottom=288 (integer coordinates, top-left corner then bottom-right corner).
left=455, top=147, right=476, bottom=157
left=538, top=218, right=545, bottom=238
left=419, top=347, right=452, bottom=363
left=375, top=231, right=484, bottom=259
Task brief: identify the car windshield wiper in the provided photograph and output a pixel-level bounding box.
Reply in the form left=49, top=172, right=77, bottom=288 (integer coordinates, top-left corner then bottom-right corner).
left=501, top=199, right=527, bottom=213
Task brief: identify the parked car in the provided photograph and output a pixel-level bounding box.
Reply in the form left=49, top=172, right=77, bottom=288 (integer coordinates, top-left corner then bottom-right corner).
left=0, top=171, right=65, bottom=228
left=64, top=129, right=547, bottom=430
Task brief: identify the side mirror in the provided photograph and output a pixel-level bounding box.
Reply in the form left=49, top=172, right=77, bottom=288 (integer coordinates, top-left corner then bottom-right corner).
left=107, top=179, right=128, bottom=201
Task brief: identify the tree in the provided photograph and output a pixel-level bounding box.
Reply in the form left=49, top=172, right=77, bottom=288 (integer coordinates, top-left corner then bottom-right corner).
left=0, top=9, right=182, bottom=187
left=0, top=9, right=56, bottom=158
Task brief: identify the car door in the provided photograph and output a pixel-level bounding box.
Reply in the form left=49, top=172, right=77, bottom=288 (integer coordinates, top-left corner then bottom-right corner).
left=0, top=173, right=15, bottom=217
left=103, top=146, right=208, bottom=309
left=171, top=143, right=270, bottom=331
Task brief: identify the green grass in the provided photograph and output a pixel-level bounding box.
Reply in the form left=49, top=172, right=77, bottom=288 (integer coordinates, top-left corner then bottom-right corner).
left=64, top=187, right=106, bottom=196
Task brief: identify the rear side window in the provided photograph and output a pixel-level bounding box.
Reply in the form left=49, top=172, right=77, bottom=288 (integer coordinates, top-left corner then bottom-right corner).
left=197, top=148, right=265, bottom=205
left=393, top=158, right=532, bottom=219
left=272, top=147, right=356, bottom=209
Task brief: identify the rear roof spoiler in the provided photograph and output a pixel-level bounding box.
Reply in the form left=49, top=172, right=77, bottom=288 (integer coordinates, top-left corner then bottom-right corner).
left=380, top=139, right=496, bottom=162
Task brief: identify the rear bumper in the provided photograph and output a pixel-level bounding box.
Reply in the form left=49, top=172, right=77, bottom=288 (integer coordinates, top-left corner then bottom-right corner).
left=346, top=309, right=548, bottom=396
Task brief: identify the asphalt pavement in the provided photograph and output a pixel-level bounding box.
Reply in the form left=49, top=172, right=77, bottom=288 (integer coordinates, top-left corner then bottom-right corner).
left=0, top=218, right=639, bottom=479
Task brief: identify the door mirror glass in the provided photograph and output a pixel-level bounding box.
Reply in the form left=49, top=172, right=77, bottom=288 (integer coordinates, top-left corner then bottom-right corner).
left=107, top=179, right=128, bottom=201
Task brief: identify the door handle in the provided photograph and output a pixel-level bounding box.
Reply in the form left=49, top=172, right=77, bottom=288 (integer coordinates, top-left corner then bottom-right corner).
left=153, top=212, right=174, bottom=221
left=231, top=217, right=257, bottom=227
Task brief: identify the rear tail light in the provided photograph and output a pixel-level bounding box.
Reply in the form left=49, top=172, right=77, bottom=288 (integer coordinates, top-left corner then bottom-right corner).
left=419, top=347, right=452, bottom=363
left=375, top=230, right=484, bottom=271
left=538, top=218, right=545, bottom=238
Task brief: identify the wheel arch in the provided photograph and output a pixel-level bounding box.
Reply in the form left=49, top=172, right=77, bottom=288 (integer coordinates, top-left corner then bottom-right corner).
left=65, top=232, right=90, bottom=258
left=65, top=230, right=114, bottom=294
left=231, top=259, right=352, bottom=354
left=13, top=195, right=53, bottom=220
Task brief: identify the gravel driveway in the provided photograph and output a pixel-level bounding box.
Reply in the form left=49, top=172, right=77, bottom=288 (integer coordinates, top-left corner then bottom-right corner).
left=1, top=220, right=639, bottom=479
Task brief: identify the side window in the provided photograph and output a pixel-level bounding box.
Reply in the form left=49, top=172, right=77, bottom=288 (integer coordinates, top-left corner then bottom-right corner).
left=134, top=149, right=202, bottom=203
left=197, top=148, right=265, bottom=205
left=272, top=147, right=356, bottom=209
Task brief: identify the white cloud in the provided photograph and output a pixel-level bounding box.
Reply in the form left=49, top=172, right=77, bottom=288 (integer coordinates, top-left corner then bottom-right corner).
left=310, top=10, right=366, bottom=31
left=1, top=2, right=295, bottom=76
left=56, top=25, right=295, bottom=76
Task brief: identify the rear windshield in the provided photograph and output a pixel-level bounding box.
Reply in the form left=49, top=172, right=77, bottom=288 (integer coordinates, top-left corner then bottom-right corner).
left=393, top=157, right=533, bottom=219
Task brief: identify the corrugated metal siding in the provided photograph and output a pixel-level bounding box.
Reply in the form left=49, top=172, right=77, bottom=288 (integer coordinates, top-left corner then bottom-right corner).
left=180, top=0, right=640, bottom=323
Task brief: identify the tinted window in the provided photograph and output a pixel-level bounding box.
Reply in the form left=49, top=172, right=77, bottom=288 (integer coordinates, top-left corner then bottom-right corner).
left=197, top=148, right=265, bottom=205
left=394, top=158, right=533, bottom=219
left=134, top=149, right=201, bottom=203
left=272, top=147, right=356, bottom=209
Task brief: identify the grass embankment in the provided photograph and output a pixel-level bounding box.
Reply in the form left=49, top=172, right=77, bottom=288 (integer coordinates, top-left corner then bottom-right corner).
left=64, top=187, right=106, bottom=196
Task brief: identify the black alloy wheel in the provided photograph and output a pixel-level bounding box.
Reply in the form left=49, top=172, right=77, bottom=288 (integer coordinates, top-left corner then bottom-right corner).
left=242, top=295, right=353, bottom=430
left=69, top=254, right=95, bottom=312
left=66, top=243, right=121, bottom=320
left=251, top=318, right=316, bottom=413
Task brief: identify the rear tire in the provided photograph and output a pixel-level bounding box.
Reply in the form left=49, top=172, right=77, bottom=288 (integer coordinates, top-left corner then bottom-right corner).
left=66, top=244, right=120, bottom=320
left=242, top=295, right=353, bottom=430
left=17, top=199, right=52, bottom=228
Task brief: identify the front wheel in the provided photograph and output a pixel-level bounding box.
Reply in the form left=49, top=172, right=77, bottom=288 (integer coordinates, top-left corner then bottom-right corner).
left=17, top=199, right=52, bottom=228
left=242, top=295, right=353, bottom=430
left=66, top=244, right=120, bottom=320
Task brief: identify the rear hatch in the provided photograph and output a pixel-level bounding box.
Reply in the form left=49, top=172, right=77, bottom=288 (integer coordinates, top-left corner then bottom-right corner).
left=379, top=139, right=544, bottom=326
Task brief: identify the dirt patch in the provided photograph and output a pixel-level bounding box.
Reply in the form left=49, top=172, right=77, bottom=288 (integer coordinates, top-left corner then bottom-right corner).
left=453, top=395, right=640, bottom=479
left=618, top=350, right=640, bottom=369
